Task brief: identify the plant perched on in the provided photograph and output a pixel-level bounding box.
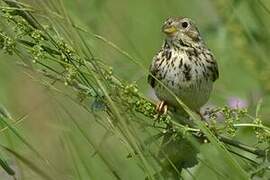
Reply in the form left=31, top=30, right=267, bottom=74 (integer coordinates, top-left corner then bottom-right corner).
left=0, top=0, right=269, bottom=179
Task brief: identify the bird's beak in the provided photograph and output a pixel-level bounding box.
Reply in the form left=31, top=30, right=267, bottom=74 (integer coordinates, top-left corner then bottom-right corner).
left=162, top=25, right=177, bottom=35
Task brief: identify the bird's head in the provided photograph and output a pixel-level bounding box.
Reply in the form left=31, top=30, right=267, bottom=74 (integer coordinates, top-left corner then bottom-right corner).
left=162, top=17, right=202, bottom=44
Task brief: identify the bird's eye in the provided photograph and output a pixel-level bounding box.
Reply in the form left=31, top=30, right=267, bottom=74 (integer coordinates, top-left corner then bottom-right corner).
left=181, top=21, right=189, bottom=28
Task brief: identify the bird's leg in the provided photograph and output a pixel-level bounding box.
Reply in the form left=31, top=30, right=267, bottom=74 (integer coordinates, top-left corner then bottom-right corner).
left=156, top=101, right=168, bottom=115
left=153, top=101, right=168, bottom=126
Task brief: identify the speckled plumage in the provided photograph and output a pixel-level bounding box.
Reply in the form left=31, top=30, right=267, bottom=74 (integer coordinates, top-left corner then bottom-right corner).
left=148, top=17, right=219, bottom=113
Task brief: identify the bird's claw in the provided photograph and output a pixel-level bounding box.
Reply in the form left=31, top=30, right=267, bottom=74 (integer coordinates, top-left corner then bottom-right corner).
left=156, top=101, right=168, bottom=115
left=153, top=101, right=168, bottom=127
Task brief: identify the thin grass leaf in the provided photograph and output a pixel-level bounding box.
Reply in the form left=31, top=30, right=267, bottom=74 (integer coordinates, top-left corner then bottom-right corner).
left=0, top=114, right=48, bottom=164
left=0, top=145, right=53, bottom=180
left=0, top=156, right=15, bottom=176
left=56, top=101, right=123, bottom=180
left=0, top=104, right=12, bottom=119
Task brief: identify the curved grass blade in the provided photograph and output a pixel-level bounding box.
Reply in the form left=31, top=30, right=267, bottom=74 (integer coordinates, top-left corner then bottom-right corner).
left=0, top=156, right=15, bottom=176
left=0, top=144, right=53, bottom=180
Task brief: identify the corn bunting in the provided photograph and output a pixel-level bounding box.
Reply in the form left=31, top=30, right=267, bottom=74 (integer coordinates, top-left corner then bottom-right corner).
left=148, top=17, right=219, bottom=116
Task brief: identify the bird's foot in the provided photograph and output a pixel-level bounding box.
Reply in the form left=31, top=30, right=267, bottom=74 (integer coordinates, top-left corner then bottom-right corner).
left=156, top=101, right=168, bottom=115
left=153, top=101, right=168, bottom=127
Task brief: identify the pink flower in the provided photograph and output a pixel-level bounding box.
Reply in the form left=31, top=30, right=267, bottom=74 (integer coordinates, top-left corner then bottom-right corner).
left=228, top=96, right=248, bottom=109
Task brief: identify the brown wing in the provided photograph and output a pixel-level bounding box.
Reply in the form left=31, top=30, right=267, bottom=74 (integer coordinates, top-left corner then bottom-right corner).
left=212, top=60, right=219, bottom=82
left=210, top=53, right=219, bottom=82
left=148, top=63, right=158, bottom=88
left=148, top=52, right=162, bottom=88
left=205, top=50, right=219, bottom=82
left=147, top=74, right=156, bottom=88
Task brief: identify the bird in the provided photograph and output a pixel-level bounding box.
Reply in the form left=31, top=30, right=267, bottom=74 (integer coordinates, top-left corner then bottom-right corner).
left=148, top=17, right=219, bottom=117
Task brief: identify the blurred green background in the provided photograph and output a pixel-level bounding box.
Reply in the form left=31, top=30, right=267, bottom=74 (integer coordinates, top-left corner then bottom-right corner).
left=0, top=0, right=270, bottom=179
